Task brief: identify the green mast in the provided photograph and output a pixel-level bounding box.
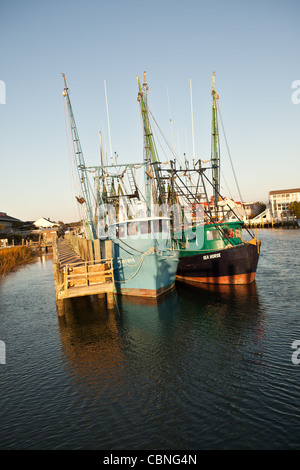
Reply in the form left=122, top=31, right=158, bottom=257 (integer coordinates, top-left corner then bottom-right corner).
left=137, top=73, right=164, bottom=212
left=211, top=72, right=220, bottom=215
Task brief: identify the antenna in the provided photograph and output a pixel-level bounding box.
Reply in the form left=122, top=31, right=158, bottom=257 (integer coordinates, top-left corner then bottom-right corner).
left=190, top=78, right=196, bottom=166
left=99, top=131, right=104, bottom=167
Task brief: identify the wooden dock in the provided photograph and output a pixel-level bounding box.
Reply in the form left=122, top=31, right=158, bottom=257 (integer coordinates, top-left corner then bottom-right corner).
left=245, top=218, right=299, bottom=229
left=52, top=235, right=115, bottom=316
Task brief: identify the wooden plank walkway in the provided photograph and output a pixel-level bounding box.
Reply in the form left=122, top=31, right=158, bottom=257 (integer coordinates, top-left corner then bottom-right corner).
left=56, top=239, right=84, bottom=268
left=52, top=238, right=115, bottom=316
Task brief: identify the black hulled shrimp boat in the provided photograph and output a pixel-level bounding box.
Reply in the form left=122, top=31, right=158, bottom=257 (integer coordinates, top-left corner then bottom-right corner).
left=144, top=73, right=261, bottom=286
left=172, top=73, right=261, bottom=285
left=175, top=220, right=260, bottom=285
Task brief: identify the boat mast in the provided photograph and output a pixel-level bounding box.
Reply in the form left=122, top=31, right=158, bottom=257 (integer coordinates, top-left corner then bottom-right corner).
left=190, top=78, right=196, bottom=167
left=137, top=73, right=164, bottom=211
left=211, top=72, right=220, bottom=215
left=62, top=74, right=97, bottom=239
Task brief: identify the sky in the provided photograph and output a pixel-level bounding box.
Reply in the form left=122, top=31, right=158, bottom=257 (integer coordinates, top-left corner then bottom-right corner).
left=0, top=0, right=299, bottom=223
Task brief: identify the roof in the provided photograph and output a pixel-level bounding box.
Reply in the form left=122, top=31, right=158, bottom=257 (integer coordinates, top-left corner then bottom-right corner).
left=34, top=217, right=56, bottom=228
left=269, top=188, right=300, bottom=196
left=0, top=212, right=21, bottom=223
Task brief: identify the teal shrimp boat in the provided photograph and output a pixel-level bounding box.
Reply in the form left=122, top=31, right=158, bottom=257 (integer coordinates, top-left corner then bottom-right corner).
left=108, top=216, right=179, bottom=297
left=93, top=73, right=179, bottom=298
left=62, top=73, right=179, bottom=298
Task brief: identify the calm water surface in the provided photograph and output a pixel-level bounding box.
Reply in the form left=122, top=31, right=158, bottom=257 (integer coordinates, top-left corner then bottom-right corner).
left=0, top=229, right=300, bottom=450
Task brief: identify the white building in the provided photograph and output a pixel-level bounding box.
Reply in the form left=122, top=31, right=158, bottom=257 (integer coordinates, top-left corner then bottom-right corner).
left=269, top=188, right=300, bottom=218
left=33, top=217, right=57, bottom=228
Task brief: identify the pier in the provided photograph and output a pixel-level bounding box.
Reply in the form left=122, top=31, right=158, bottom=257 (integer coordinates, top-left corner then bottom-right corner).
left=245, top=217, right=299, bottom=229
left=244, top=208, right=299, bottom=229
left=52, top=234, right=115, bottom=316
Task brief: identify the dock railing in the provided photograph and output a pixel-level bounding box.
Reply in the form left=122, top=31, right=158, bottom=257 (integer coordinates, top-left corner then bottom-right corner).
left=52, top=234, right=115, bottom=315
left=63, top=258, right=114, bottom=297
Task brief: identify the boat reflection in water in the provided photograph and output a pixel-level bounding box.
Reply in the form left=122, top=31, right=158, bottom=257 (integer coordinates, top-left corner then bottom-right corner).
left=56, top=282, right=266, bottom=449
left=57, top=281, right=266, bottom=382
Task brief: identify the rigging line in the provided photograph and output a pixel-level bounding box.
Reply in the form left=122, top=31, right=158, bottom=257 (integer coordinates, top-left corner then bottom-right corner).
left=185, top=128, right=189, bottom=160
left=113, top=239, right=135, bottom=256
left=63, top=97, right=83, bottom=222
left=151, top=122, right=171, bottom=162
left=149, top=107, right=180, bottom=163
left=146, top=102, right=185, bottom=168
left=104, top=80, right=113, bottom=165
left=220, top=168, right=234, bottom=200
left=171, top=172, right=237, bottom=246
left=217, top=100, right=244, bottom=206
left=167, top=86, right=175, bottom=153
left=202, top=170, right=255, bottom=238
left=115, top=237, right=148, bottom=254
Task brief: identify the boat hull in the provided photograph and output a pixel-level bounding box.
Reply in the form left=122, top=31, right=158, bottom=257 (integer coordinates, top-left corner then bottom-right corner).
left=113, top=246, right=179, bottom=298
left=176, top=242, right=260, bottom=286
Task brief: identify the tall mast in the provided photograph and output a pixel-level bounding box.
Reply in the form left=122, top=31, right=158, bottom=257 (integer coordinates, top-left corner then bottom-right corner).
left=190, top=78, right=196, bottom=167
left=62, top=74, right=96, bottom=239
left=137, top=72, right=164, bottom=211
left=211, top=72, right=220, bottom=214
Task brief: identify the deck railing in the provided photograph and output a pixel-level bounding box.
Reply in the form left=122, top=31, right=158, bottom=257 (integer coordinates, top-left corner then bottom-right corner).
left=63, top=259, right=114, bottom=296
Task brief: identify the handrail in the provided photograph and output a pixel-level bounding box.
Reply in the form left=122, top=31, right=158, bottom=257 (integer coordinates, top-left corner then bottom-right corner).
left=63, top=258, right=114, bottom=295
left=63, top=258, right=113, bottom=267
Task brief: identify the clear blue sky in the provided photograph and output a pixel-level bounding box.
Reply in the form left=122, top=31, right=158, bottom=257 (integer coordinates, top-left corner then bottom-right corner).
left=0, top=0, right=299, bottom=223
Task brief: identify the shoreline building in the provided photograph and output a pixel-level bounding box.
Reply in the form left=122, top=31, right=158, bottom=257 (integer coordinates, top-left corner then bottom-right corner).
left=0, top=212, right=22, bottom=233
left=269, top=188, right=300, bottom=218
left=33, top=217, right=57, bottom=229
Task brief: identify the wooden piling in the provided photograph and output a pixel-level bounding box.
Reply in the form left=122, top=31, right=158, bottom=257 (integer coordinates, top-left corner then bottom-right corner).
left=107, top=292, right=114, bottom=309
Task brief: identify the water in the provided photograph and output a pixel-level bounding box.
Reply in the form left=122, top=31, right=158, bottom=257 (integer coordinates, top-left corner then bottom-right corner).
left=0, top=229, right=300, bottom=450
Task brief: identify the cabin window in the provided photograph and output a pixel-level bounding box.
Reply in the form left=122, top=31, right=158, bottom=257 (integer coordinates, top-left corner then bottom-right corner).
left=186, top=232, right=196, bottom=242
left=116, top=224, right=125, bottom=239
left=162, top=220, right=169, bottom=233
left=153, top=219, right=162, bottom=233
left=140, top=221, right=151, bottom=234
left=206, top=229, right=222, bottom=241
left=127, top=222, right=138, bottom=236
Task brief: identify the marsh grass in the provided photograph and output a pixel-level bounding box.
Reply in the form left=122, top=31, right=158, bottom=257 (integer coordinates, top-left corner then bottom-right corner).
left=0, top=246, right=37, bottom=278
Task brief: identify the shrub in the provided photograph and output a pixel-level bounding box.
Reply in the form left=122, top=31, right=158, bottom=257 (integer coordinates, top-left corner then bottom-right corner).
left=0, top=246, right=36, bottom=278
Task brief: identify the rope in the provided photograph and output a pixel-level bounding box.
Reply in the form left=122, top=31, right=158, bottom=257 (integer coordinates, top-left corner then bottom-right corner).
left=114, top=246, right=156, bottom=283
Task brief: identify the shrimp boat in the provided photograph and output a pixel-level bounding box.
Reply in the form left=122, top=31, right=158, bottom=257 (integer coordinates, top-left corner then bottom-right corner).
left=175, top=220, right=260, bottom=285
left=174, top=74, right=260, bottom=285
left=62, top=73, right=179, bottom=298
left=107, top=215, right=179, bottom=297
left=140, top=73, right=261, bottom=286
left=92, top=75, right=179, bottom=298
